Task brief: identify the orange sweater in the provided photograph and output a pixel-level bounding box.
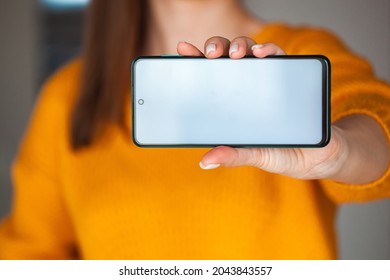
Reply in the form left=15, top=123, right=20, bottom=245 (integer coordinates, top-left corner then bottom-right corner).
left=0, top=23, right=389, bottom=260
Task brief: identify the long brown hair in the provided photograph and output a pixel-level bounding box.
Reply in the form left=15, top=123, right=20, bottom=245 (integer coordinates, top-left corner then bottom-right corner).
left=71, top=0, right=147, bottom=149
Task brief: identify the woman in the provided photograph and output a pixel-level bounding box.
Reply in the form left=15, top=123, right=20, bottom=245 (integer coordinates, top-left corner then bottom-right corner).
left=0, top=0, right=389, bottom=259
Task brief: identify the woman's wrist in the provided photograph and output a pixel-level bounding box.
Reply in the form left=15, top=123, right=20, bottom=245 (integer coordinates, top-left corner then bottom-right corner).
left=329, top=114, right=390, bottom=185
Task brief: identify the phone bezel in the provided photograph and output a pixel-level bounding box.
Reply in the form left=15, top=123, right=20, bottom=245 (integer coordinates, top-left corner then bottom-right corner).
left=131, top=55, right=331, bottom=148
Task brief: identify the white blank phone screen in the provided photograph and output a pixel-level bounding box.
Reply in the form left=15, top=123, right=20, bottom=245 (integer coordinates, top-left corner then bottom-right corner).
left=133, top=57, right=325, bottom=146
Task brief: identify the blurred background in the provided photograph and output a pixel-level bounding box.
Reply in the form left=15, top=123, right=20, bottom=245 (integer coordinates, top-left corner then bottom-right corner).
left=0, top=0, right=389, bottom=259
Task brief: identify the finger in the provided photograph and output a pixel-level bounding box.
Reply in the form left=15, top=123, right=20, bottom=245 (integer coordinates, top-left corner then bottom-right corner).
left=229, top=36, right=257, bottom=59
left=177, top=41, right=204, bottom=56
left=204, top=36, right=231, bottom=59
left=199, top=146, right=269, bottom=169
left=251, top=42, right=286, bottom=58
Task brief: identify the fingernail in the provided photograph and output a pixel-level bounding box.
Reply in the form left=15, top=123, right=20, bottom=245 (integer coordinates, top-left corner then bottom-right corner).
left=177, top=41, right=186, bottom=48
left=229, top=43, right=239, bottom=55
left=199, top=162, right=220, bottom=170
left=206, top=43, right=216, bottom=55
left=251, top=44, right=264, bottom=50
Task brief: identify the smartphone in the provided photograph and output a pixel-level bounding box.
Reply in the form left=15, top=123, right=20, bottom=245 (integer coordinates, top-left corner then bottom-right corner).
left=131, top=55, right=330, bottom=148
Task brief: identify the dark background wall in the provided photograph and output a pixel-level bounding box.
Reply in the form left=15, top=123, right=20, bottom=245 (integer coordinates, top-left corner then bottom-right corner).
left=0, top=0, right=389, bottom=259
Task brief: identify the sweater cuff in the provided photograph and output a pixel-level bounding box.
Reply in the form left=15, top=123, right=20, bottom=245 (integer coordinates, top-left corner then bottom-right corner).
left=320, top=88, right=390, bottom=203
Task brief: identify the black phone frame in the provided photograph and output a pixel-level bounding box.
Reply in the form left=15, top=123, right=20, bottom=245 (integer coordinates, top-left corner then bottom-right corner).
left=131, top=55, right=331, bottom=148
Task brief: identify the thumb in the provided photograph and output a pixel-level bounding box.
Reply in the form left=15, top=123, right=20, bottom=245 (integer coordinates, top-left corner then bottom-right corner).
left=199, top=146, right=270, bottom=169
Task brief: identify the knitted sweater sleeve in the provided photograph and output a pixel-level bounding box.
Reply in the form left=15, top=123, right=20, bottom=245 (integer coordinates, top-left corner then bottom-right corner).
left=0, top=61, right=80, bottom=259
left=287, top=27, right=390, bottom=203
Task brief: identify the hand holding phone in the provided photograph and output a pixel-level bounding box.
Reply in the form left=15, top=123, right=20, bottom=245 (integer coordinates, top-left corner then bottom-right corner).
left=131, top=38, right=349, bottom=184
